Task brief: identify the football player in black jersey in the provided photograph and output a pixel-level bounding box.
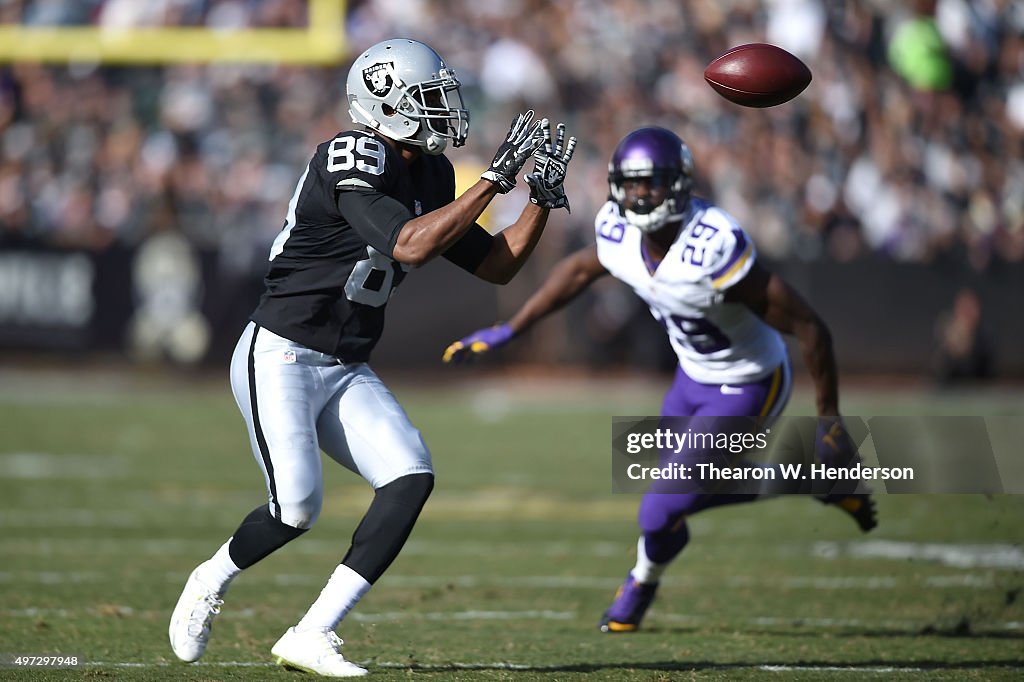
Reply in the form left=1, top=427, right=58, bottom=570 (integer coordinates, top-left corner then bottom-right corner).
left=169, top=38, right=576, bottom=677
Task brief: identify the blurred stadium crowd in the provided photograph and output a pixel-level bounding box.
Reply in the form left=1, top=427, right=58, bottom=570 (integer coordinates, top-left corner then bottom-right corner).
left=0, top=0, right=1022, bottom=273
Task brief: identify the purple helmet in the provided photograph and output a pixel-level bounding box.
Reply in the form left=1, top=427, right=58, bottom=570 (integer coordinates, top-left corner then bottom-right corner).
left=608, top=127, right=694, bottom=233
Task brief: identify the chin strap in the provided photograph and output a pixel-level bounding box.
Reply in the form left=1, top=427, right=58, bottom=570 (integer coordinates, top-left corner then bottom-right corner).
left=627, top=203, right=672, bottom=233
left=348, top=99, right=379, bottom=130
left=627, top=197, right=691, bottom=234
left=422, top=133, right=446, bottom=155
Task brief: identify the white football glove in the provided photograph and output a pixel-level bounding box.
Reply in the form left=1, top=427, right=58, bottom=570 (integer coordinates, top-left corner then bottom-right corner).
left=525, top=119, right=576, bottom=212
left=481, top=110, right=546, bottom=194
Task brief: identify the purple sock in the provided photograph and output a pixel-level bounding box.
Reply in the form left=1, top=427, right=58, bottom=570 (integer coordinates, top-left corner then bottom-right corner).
left=642, top=524, right=690, bottom=564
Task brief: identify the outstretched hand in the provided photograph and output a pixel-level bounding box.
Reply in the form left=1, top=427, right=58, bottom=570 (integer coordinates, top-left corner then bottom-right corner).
left=525, top=119, right=577, bottom=211
left=814, top=416, right=858, bottom=468
left=481, top=111, right=546, bottom=194
left=442, top=324, right=514, bottom=364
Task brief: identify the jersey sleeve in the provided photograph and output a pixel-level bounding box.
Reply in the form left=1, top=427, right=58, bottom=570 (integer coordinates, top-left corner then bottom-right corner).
left=436, top=157, right=490, bottom=272
left=443, top=224, right=494, bottom=274
left=705, top=224, right=756, bottom=291
left=327, top=131, right=411, bottom=258
left=593, top=201, right=625, bottom=243
left=336, top=189, right=411, bottom=258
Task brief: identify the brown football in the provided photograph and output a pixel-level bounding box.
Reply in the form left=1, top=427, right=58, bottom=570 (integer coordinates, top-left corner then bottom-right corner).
left=704, top=43, right=812, bottom=108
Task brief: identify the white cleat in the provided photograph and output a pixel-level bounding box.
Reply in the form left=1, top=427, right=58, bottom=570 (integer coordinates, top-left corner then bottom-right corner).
left=271, top=626, right=368, bottom=677
left=168, top=567, right=224, bottom=662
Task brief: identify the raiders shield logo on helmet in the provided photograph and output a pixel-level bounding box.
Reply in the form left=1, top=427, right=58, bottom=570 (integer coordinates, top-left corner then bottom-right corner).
left=363, top=62, right=395, bottom=96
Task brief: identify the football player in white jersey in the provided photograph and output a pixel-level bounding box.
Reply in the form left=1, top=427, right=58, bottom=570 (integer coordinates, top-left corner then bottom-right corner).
left=444, top=126, right=875, bottom=634
left=168, top=38, right=576, bottom=676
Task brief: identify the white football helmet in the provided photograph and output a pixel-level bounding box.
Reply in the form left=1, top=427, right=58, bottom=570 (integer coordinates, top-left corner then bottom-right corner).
left=346, top=39, right=469, bottom=155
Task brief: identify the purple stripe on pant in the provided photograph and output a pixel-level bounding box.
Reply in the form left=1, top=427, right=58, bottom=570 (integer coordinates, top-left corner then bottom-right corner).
left=638, top=362, right=790, bottom=563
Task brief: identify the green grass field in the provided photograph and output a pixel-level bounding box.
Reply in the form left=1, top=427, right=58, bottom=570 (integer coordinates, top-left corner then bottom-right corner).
left=1, top=368, right=1022, bottom=680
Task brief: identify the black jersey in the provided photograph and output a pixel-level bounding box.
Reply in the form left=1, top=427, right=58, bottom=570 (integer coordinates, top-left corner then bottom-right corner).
left=250, top=130, right=493, bottom=361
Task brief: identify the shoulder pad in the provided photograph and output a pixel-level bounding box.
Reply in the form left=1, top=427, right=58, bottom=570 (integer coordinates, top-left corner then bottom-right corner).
left=683, top=206, right=754, bottom=289
left=594, top=201, right=627, bottom=243
left=706, top=226, right=756, bottom=290
left=321, top=130, right=394, bottom=193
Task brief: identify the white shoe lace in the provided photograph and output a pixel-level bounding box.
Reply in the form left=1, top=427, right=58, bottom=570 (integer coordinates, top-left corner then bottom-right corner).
left=187, top=593, right=224, bottom=638
left=312, top=629, right=347, bottom=662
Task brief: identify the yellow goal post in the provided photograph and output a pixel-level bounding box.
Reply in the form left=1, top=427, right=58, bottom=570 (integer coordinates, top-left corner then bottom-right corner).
left=0, top=0, right=346, bottom=64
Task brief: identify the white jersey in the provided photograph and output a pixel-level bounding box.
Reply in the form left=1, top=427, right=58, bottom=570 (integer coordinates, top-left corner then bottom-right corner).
left=594, top=198, right=787, bottom=385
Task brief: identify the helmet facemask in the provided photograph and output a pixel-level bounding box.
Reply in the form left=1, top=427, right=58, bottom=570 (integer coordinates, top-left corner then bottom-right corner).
left=395, top=69, right=469, bottom=154
left=610, top=171, right=684, bottom=234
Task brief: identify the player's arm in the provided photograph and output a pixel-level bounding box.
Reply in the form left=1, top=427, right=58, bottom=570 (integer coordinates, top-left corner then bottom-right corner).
left=471, top=119, right=578, bottom=284
left=507, top=245, right=608, bottom=333
left=443, top=245, right=608, bottom=363
left=470, top=203, right=550, bottom=285
left=393, top=111, right=545, bottom=266
left=391, top=179, right=502, bottom=266
left=725, top=261, right=839, bottom=416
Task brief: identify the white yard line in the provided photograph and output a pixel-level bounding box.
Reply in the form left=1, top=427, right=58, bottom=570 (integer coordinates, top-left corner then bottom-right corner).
left=760, top=665, right=924, bottom=673
left=0, top=453, right=131, bottom=480
left=66, top=655, right=942, bottom=671
left=3, top=535, right=1022, bottom=572
left=814, top=540, right=1024, bottom=570
left=0, top=536, right=626, bottom=556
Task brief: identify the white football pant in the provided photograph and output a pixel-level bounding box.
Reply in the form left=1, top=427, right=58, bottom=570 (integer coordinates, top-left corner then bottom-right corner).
left=229, top=321, right=433, bottom=529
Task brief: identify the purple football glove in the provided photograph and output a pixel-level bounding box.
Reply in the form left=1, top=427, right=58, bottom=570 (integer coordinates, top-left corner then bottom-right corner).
left=443, top=324, right=514, bottom=364
left=814, top=415, right=874, bottom=504
left=814, top=416, right=857, bottom=468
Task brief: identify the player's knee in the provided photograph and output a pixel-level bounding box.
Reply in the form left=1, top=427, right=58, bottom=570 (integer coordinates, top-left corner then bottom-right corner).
left=638, top=494, right=695, bottom=534
left=280, top=506, right=319, bottom=530
left=279, top=493, right=323, bottom=530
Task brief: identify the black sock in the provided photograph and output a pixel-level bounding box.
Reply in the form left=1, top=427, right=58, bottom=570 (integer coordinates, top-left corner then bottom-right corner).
left=342, top=473, right=434, bottom=583
left=228, top=505, right=308, bottom=569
